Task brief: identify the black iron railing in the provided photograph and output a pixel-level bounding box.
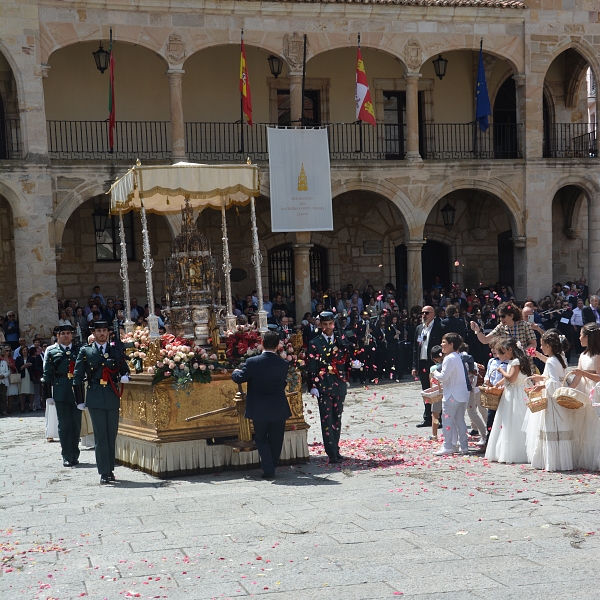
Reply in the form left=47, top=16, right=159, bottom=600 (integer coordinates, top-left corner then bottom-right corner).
left=46, top=121, right=171, bottom=160
left=185, top=122, right=407, bottom=161
left=421, top=123, right=522, bottom=159
left=543, top=123, right=597, bottom=158
left=0, top=119, right=22, bottom=159
left=185, top=122, right=270, bottom=161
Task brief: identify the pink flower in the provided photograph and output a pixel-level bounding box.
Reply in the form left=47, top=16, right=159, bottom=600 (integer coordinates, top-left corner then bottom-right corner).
left=147, top=366, right=155, bottom=374
left=199, top=364, right=207, bottom=371
left=208, top=365, right=214, bottom=370
left=287, top=355, right=293, bottom=362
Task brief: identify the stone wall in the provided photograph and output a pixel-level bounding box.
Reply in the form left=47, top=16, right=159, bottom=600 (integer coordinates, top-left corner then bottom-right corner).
left=56, top=201, right=172, bottom=309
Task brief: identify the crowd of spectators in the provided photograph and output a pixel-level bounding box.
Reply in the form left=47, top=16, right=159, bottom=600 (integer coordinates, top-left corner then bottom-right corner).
left=1, top=276, right=598, bottom=415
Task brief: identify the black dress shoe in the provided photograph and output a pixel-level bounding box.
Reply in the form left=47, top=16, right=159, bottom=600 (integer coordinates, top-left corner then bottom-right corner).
left=72, top=459, right=79, bottom=466
left=328, top=456, right=339, bottom=464
left=108, top=472, right=115, bottom=482
left=337, top=454, right=347, bottom=461
left=416, top=421, right=432, bottom=428
left=63, top=459, right=73, bottom=467
left=100, top=475, right=110, bottom=484
left=261, top=473, right=275, bottom=480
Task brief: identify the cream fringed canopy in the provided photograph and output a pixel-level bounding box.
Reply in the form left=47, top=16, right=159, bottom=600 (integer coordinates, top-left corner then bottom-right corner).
left=109, top=162, right=260, bottom=214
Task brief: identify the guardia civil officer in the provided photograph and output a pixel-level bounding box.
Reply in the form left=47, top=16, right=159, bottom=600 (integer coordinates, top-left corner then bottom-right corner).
left=73, top=321, right=130, bottom=484
left=42, top=324, right=81, bottom=467
left=307, top=311, right=350, bottom=463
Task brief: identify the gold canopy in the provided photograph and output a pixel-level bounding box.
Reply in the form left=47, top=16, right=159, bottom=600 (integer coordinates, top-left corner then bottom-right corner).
left=109, top=162, right=260, bottom=214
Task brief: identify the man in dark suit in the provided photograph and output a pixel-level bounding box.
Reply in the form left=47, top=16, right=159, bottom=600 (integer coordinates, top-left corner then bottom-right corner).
left=441, top=305, right=467, bottom=339
left=582, top=295, right=600, bottom=325
left=411, top=305, right=442, bottom=428
left=232, top=330, right=291, bottom=480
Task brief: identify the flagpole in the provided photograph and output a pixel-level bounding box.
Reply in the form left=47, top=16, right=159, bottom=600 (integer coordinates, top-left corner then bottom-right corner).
left=239, top=29, right=245, bottom=155
left=108, top=27, right=114, bottom=154
left=357, top=33, right=364, bottom=154
left=300, top=34, right=307, bottom=127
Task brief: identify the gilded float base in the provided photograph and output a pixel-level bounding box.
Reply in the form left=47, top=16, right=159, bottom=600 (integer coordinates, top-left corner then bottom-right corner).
left=116, top=429, right=308, bottom=479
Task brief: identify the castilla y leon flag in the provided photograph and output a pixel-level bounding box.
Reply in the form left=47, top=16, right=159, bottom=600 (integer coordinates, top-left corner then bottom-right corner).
left=108, top=34, right=116, bottom=152
left=356, top=37, right=376, bottom=127
left=239, top=34, right=253, bottom=126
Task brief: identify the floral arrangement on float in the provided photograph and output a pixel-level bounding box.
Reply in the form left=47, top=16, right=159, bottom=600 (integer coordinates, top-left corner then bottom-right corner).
left=121, top=328, right=151, bottom=374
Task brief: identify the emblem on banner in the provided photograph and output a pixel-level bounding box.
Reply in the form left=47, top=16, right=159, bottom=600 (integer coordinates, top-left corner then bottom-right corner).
left=297, top=163, right=308, bottom=191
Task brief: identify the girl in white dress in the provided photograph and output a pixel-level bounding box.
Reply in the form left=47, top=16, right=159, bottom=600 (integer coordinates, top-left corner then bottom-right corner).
left=524, top=329, right=573, bottom=471
left=485, top=337, right=532, bottom=464
left=570, top=323, right=600, bottom=471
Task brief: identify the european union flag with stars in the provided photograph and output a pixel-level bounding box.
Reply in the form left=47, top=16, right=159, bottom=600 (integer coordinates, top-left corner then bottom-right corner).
left=476, top=41, right=491, bottom=132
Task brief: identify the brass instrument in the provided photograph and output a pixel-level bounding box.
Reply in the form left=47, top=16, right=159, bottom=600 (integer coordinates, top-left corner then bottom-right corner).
left=364, top=318, right=371, bottom=346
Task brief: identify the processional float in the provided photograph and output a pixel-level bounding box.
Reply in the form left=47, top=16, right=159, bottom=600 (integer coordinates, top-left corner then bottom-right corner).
left=108, top=161, right=309, bottom=477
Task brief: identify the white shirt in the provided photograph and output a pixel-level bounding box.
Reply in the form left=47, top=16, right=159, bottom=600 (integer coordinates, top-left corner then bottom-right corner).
left=436, top=351, right=469, bottom=403
left=0, top=359, right=10, bottom=386
left=571, top=307, right=584, bottom=327
left=96, top=343, right=107, bottom=354
left=419, top=320, right=434, bottom=361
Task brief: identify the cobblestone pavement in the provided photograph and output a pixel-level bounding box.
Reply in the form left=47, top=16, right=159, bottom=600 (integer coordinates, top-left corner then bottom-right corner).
left=1, top=381, right=600, bottom=600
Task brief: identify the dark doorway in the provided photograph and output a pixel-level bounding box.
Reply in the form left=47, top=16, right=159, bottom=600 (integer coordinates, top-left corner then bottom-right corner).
left=383, top=91, right=425, bottom=159
left=497, top=230, right=514, bottom=288
left=395, top=240, right=450, bottom=301
left=492, top=77, right=518, bottom=158
left=268, top=244, right=327, bottom=300
left=542, top=92, right=552, bottom=158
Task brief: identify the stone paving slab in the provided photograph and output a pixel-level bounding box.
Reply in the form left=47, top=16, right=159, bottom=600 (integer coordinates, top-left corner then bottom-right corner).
left=2, top=380, right=600, bottom=599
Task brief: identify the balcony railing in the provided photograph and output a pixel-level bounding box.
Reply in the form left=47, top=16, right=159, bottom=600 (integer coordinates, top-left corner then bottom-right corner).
left=46, top=120, right=171, bottom=160
left=45, top=120, right=529, bottom=162
left=0, top=119, right=22, bottom=159
left=421, top=123, right=522, bottom=159
left=543, top=123, right=597, bottom=158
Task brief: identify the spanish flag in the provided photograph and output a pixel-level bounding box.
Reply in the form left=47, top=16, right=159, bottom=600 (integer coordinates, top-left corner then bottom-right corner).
left=239, top=34, right=252, bottom=126
left=355, top=36, right=376, bottom=127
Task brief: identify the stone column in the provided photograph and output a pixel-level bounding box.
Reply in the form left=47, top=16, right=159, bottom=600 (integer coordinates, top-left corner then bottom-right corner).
left=293, top=231, right=312, bottom=322
left=512, top=236, right=527, bottom=299
left=167, top=69, right=186, bottom=162
left=404, top=73, right=422, bottom=162
left=12, top=173, right=57, bottom=338
left=520, top=71, right=544, bottom=159
left=289, top=72, right=303, bottom=127
left=589, top=196, right=600, bottom=296
left=406, top=240, right=424, bottom=309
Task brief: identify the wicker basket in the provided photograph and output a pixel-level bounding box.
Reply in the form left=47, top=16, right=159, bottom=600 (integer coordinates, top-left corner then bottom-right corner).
left=479, top=384, right=503, bottom=410
left=524, top=376, right=548, bottom=413
left=421, top=385, right=442, bottom=404
left=553, top=371, right=587, bottom=410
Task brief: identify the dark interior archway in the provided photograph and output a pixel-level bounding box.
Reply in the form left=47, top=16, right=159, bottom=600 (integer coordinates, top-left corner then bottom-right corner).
left=493, top=77, right=518, bottom=158
left=395, top=240, right=450, bottom=302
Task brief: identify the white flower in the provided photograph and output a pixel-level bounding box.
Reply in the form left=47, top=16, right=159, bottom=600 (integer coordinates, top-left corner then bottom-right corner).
left=516, top=341, right=523, bottom=350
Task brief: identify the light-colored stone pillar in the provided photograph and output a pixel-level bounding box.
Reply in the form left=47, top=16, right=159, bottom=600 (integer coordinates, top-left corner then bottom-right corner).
left=404, top=72, right=422, bottom=162
left=167, top=69, right=186, bottom=162
left=293, top=231, right=313, bottom=322
left=512, top=236, right=527, bottom=299
left=406, top=239, right=424, bottom=309
left=520, top=71, right=544, bottom=159
left=589, top=196, right=600, bottom=296
left=289, top=72, right=303, bottom=127
left=12, top=173, right=57, bottom=339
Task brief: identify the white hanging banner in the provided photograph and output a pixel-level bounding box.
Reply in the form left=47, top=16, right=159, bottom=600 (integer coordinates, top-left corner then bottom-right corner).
left=267, top=127, right=333, bottom=232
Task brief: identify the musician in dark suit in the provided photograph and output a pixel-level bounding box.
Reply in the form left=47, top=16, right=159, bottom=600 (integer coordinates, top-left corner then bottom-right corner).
left=232, top=330, right=291, bottom=480
left=411, top=306, right=442, bottom=428
left=441, top=305, right=467, bottom=339
left=73, top=321, right=130, bottom=484
left=582, top=295, right=600, bottom=325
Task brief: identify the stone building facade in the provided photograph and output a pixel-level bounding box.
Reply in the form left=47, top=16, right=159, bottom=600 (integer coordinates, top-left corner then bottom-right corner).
left=0, top=0, right=599, bottom=336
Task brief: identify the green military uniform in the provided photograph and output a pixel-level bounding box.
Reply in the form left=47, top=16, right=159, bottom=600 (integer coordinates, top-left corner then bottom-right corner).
left=73, top=334, right=129, bottom=480
left=307, top=313, right=350, bottom=462
left=42, top=341, right=81, bottom=465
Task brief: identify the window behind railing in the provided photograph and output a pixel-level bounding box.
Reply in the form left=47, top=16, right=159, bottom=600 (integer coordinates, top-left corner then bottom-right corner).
left=0, top=119, right=22, bottom=159
left=543, top=123, right=597, bottom=158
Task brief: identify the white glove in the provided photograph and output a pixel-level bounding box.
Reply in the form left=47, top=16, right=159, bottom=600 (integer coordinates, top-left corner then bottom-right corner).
left=120, top=375, right=130, bottom=383
left=77, top=403, right=86, bottom=410
left=46, top=398, right=55, bottom=406
left=310, top=387, right=320, bottom=398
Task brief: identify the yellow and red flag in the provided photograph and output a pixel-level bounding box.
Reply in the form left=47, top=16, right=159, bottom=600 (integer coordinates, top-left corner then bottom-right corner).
left=355, top=41, right=376, bottom=127
left=239, top=36, right=253, bottom=126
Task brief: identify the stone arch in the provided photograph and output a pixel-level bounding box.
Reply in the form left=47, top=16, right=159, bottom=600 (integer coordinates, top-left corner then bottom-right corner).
left=306, top=37, right=407, bottom=72
left=53, top=179, right=113, bottom=248
left=489, top=68, right=515, bottom=114
left=331, top=178, right=414, bottom=239
left=549, top=175, right=599, bottom=236
left=543, top=38, right=600, bottom=93
left=0, top=179, right=27, bottom=224
left=421, top=44, right=522, bottom=77
left=40, top=24, right=170, bottom=67
left=419, top=178, right=523, bottom=240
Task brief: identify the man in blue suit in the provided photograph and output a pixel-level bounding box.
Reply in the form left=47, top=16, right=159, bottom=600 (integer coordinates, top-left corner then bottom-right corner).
left=232, top=330, right=291, bottom=480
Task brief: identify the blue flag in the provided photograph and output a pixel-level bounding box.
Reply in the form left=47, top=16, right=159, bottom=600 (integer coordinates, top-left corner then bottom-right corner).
left=475, top=43, right=491, bottom=132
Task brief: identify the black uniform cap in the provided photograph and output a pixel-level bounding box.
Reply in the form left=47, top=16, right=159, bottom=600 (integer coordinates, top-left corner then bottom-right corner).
left=319, top=311, right=335, bottom=322
left=57, top=324, right=74, bottom=333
